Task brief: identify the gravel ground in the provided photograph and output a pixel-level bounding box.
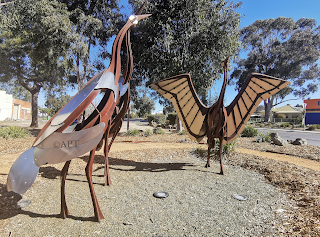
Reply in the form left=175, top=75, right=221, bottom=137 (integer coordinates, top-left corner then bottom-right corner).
left=1, top=147, right=291, bottom=237
left=0, top=132, right=319, bottom=236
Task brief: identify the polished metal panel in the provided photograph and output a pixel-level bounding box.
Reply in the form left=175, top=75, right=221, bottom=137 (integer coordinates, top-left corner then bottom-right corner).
left=34, top=123, right=105, bottom=166
left=119, top=77, right=129, bottom=97
left=62, top=124, right=77, bottom=133
left=33, top=123, right=64, bottom=147
left=7, top=147, right=39, bottom=194
left=95, top=72, right=119, bottom=101
left=51, top=71, right=104, bottom=126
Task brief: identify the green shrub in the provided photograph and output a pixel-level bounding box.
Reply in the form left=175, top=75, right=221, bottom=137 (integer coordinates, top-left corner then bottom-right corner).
left=126, top=129, right=140, bottom=136
left=0, top=126, right=30, bottom=139
left=241, top=125, right=258, bottom=137
left=215, top=139, right=237, bottom=155
left=167, top=113, right=177, bottom=125
left=147, top=115, right=166, bottom=125
left=153, top=128, right=165, bottom=134
left=142, top=129, right=153, bottom=137
left=306, top=124, right=320, bottom=130
left=178, top=130, right=187, bottom=135
left=280, top=122, right=291, bottom=128
left=191, top=138, right=237, bottom=158
left=255, top=132, right=272, bottom=143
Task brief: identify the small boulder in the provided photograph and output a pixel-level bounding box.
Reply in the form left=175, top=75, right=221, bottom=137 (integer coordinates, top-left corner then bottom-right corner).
left=270, top=132, right=287, bottom=146
left=292, top=138, right=307, bottom=145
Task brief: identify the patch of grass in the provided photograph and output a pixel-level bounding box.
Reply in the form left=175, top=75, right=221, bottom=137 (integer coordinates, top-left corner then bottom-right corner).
left=280, top=122, right=291, bottom=128
left=191, top=139, right=237, bottom=159
left=126, top=129, right=141, bottom=136
left=178, top=130, right=187, bottom=135
left=0, top=126, right=30, bottom=139
left=241, top=125, right=258, bottom=137
left=142, top=129, right=153, bottom=137
left=255, top=132, right=272, bottom=143
left=153, top=128, right=165, bottom=134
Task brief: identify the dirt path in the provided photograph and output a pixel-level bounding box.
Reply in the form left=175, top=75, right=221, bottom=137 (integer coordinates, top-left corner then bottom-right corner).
left=2, top=142, right=319, bottom=175
left=238, top=148, right=320, bottom=172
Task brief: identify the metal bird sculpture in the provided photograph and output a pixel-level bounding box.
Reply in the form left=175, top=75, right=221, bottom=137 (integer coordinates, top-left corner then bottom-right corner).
left=151, top=58, right=290, bottom=175
left=7, top=3, right=150, bottom=222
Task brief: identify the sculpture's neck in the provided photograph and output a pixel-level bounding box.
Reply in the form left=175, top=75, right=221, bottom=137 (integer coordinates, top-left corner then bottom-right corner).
left=217, top=60, right=228, bottom=108
left=108, top=21, right=133, bottom=85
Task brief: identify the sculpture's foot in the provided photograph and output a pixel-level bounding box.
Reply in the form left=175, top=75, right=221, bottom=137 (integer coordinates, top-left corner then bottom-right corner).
left=219, top=169, right=224, bottom=175
left=205, top=163, right=210, bottom=168
left=104, top=176, right=111, bottom=186
left=60, top=208, right=70, bottom=219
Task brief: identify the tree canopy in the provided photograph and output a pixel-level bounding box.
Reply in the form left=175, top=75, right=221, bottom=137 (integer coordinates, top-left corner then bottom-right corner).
left=45, top=92, right=71, bottom=116
left=58, top=0, right=123, bottom=90
left=134, top=95, right=155, bottom=118
left=0, top=0, right=77, bottom=127
left=129, top=0, right=241, bottom=105
left=230, top=17, right=320, bottom=121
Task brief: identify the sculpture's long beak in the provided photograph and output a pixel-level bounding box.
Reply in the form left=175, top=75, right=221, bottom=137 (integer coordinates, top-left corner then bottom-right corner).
left=7, top=147, right=39, bottom=194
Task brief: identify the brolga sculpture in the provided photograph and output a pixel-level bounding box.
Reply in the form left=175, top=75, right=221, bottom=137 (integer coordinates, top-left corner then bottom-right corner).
left=7, top=3, right=150, bottom=222
left=151, top=58, right=290, bottom=175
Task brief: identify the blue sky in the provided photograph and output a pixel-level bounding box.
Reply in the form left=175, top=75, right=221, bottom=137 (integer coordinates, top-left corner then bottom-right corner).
left=38, top=0, right=320, bottom=112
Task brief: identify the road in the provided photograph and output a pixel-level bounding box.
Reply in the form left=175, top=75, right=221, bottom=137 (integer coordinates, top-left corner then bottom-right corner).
left=256, top=127, right=320, bottom=146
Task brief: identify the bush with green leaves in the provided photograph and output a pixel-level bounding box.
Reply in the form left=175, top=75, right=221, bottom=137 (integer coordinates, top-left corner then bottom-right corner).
left=0, top=126, right=30, bottom=139
left=126, top=129, right=141, bottom=136
left=142, top=129, right=153, bottom=137
left=167, top=113, right=177, bottom=125
left=147, top=115, right=166, bottom=125
left=307, top=124, right=320, bottom=130
left=241, top=125, right=258, bottom=137
left=280, top=122, right=291, bottom=128
left=153, top=128, right=165, bottom=134
left=255, top=132, right=272, bottom=143
left=191, top=138, right=237, bottom=158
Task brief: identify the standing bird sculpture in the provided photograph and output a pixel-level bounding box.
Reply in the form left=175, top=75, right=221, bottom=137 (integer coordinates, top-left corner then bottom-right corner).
left=151, top=58, right=290, bottom=175
left=7, top=3, right=150, bottom=222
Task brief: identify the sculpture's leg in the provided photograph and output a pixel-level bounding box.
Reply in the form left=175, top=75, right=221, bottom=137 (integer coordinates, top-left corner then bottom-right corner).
left=104, top=121, right=112, bottom=186
left=60, top=160, right=71, bottom=218
left=205, top=136, right=215, bottom=168
left=219, top=138, right=225, bottom=175
left=85, top=148, right=105, bottom=222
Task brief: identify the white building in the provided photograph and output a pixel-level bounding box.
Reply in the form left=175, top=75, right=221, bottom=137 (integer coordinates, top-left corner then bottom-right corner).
left=0, top=90, right=13, bottom=121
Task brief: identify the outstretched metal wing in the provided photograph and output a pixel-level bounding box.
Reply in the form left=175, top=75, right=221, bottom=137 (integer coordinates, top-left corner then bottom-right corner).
left=151, top=74, right=209, bottom=142
left=224, top=73, right=290, bottom=144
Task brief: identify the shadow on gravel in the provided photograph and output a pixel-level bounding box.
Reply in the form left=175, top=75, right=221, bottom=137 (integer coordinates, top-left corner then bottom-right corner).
left=0, top=183, right=22, bottom=220
left=39, top=166, right=61, bottom=179
left=27, top=128, right=42, bottom=137
left=80, top=155, right=195, bottom=173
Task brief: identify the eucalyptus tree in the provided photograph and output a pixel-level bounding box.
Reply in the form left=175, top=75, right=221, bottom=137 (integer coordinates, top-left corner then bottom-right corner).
left=58, top=0, right=123, bottom=90
left=0, top=0, right=77, bottom=127
left=231, top=17, right=320, bottom=121
left=129, top=0, right=242, bottom=105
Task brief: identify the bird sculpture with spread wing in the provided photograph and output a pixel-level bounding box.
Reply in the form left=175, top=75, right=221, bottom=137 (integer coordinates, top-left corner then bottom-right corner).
left=7, top=2, right=150, bottom=222
left=151, top=58, right=290, bottom=175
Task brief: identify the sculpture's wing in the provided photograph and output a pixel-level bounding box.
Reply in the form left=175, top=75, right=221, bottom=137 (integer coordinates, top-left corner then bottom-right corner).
left=151, top=74, right=209, bottom=142
left=224, top=73, right=290, bottom=144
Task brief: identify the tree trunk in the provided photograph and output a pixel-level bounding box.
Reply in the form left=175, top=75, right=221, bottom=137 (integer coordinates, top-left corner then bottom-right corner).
left=263, top=96, right=275, bottom=122
left=176, top=116, right=182, bottom=131
left=127, top=106, right=130, bottom=131
left=30, top=89, right=40, bottom=127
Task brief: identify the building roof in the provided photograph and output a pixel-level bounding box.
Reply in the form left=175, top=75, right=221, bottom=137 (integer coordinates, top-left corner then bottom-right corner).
left=260, top=104, right=303, bottom=114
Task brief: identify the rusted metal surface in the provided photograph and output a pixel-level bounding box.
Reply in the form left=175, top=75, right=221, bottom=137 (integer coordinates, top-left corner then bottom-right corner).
left=7, top=2, right=150, bottom=222
left=151, top=58, right=291, bottom=175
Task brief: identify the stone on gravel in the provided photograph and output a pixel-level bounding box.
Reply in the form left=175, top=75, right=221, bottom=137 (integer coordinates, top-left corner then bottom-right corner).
left=270, top=132, right=287, bottom=146
left=292, top=138, right=307, bottom=146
